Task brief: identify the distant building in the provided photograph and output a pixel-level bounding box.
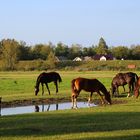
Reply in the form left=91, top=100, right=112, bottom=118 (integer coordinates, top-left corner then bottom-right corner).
left=93, top=54, right=114, bottom=60
left=73, top=57, right=82, bottom=61
left=100, top=56, right=106, bottom=61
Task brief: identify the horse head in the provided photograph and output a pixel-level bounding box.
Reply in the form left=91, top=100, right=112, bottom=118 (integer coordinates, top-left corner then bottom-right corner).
left=35, top=86, right=39, bottom=96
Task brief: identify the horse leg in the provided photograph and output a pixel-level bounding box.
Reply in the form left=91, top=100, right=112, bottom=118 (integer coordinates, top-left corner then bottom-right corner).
left=71, top=90, right=80, bottom=109
left=71, top=95, right=78, bottom=109
left=41, top=83, right=44, bottom=95
left=123, top=85, right=125, bottom=92
left=135, top=86, right=140, bottom=98
left=71, top=95, right=74, bottom=109
left=45, top=83, right=50, bottom=95
left=74, top=98, right=78, bottom=109
left=116, top=86, right=119, bottom=96
left=127, top=84, right=131, bottom=97
left=97, top=91, right=105, bottom=105
left=54, top=81, right=58, bottom=94
left=88, top=92, right=93, bottom=107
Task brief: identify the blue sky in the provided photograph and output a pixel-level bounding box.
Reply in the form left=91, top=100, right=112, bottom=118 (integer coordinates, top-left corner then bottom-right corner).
left=0, top=0, right=140, bottom=47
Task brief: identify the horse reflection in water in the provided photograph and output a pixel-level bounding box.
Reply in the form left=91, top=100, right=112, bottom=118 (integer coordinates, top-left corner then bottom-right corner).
left=71, top=77, right=111, bottom=109
left=35, top=72, right=62, bottom=96
left=34, top=103, right=58, bottom=112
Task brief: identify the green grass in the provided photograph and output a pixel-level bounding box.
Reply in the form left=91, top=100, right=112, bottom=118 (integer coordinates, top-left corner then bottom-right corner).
left=1, top=70, right=139, bottom=101
left=0, top=71, right=140, bottom=140
left=0, top=98, right=140, bottom=140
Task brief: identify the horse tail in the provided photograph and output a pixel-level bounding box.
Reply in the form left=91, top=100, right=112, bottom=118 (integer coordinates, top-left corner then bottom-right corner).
left=134, top=74, right=139, bottom=85
left=57, top=73, right=62, bottom=83
left=71, top=79, right=77, bottom=95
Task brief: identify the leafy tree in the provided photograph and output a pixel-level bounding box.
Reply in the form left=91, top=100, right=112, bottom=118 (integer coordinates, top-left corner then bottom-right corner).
left=82, top=46, right=96, bottom=56
left=32, top=43, right=54, bottom=60
left=0, top=39, right=20, bottom=70
left=111, top=46, right=129, bottom=60
left=55, top=42, right=69, bottom=57
left=18, top=41, right=32, bottom=60
left=68, top=44, right=82, bottom=59
left=46, top=51, right=56, bottom=69
left=96, top=37, right=108, bottom=55
left=129, top=45, right=140, bottom=60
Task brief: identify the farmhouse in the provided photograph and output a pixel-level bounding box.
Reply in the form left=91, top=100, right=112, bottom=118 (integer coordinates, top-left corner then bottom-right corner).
left=93, top=54, right=114, bottom=61
left=73, top=57, right=83, bottom=61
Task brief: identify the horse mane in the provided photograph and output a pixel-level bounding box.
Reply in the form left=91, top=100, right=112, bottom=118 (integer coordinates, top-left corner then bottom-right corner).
left=35, top=73, right=42, bottom=88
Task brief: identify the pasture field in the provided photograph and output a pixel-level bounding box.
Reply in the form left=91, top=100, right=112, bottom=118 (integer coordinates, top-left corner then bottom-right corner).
left=1, top=70, right=139, bottom=102
left=0, top=71, right=140, bottom=140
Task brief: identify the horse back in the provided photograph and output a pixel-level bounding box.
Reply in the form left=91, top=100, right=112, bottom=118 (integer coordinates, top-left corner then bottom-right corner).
left=38, top=72, right=62, bottom=83
left=73, top=77, right=104, bottom=92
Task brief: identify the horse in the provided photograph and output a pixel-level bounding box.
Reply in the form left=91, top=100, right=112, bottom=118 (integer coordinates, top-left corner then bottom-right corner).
left=35, top=72, right=62, bottom=96
left=111, top=72, right=138, bottom=97
left=134, top=76, right=140, bottom=98
left=71, top=77, right=111, bottom=109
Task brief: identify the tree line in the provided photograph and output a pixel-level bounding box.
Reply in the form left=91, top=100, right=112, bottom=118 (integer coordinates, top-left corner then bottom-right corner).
left=0, top=37, right=140, bottom=70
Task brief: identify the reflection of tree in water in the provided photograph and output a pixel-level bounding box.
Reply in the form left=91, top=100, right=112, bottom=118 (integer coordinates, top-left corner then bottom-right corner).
left=34, top=103, right=59, bottom=113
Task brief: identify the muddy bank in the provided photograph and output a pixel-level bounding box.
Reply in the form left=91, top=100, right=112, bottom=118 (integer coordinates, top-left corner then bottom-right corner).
left=1, top=97, right=127, bottom=108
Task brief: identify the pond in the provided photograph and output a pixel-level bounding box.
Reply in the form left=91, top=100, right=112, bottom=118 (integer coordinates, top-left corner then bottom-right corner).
left=0, top=102, right=98, bottom=116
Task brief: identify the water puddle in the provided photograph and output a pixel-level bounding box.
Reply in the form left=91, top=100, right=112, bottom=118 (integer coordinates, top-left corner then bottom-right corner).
left=0, top=102, right=98, bottom=116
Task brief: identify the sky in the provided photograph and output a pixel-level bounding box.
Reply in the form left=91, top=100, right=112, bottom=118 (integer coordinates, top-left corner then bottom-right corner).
left=0, top=0, right=140, bottom=47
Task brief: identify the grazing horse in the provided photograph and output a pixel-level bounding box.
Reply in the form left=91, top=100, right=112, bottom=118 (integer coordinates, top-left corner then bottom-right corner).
left=111, top=72, right=138, bottom=97
left=35, top=72, right=62, bottom=96
left=134, top=77, right=140, bottom=98
left=71, top=77, right=111, bottom=109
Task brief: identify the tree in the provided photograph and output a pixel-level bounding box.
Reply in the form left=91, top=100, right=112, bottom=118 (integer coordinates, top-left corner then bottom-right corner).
left=96, top=37, right=108, bottom=55
left=18, top=41, right=32, bottom=60
left=0, top=39, right=20, bottom=70
left=46, top=51, right=57, bottom=69
left=68, top=44, right=82, bottom=59
left=82, top=46, right=96, bottom=56
left=130, top=45, right=140, bottom=60
left=32, top=43, right=54, bottom=60
left=55, top=42, right=69, bottom=57
left=111, top=46, right=129, bottom=60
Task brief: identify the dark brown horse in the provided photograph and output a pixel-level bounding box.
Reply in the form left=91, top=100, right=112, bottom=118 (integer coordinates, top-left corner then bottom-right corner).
left=111, top=72, right=138, bottom=97
left=71, top=77, right=111, bottom=109
left=134, top=76, right=140, bottom=98
left=35, top=72, right=62, bottom=96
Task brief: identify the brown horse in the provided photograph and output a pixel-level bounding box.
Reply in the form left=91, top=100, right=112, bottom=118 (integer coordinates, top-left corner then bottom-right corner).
left=35, top=72, right=62, bottom=96
left=71, top=77, right=111, bottom=109
left=111, top=72, right=138, bottom=97
left=134, top=76, right=140, bottom=98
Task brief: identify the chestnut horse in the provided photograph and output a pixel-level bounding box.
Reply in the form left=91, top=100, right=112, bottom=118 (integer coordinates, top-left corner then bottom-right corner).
left=134, top=77, right=140, bottom=98
left=35, top=72, right=62, bottom=96
left=111, top=72, right=138, bottom=97
left=71, top=77, right=111, bottom=109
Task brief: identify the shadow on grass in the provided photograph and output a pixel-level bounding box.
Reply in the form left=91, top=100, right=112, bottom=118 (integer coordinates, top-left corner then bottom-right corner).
left=73, top=134, right=140, bottom=140
left=0, top=111, right=140, bottom=139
